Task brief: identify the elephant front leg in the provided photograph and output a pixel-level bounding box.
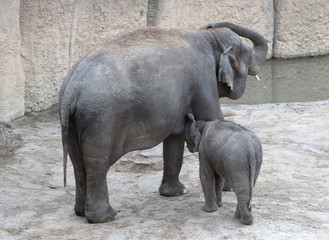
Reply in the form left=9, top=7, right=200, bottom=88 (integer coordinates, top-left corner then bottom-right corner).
left=159, top=134, right=186, bottom=197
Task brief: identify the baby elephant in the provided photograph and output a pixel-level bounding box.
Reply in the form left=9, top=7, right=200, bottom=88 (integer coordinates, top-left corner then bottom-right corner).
left=185, top=113, right=262, bottom=225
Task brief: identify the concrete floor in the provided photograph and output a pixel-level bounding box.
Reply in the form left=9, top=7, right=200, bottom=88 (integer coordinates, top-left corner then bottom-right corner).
left=1, top=101, right=329, bottom=239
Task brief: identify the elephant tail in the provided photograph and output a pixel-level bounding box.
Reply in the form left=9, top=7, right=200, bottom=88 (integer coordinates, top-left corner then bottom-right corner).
left=58, top=82, right=77, bottom=188
left=248, top=159, right=256, bottom=209
left=61, top=115, right=69, bottom=188
left=248, top=143, right=258, bottom=209
left=59, top=98, right=70, bottom=188
left=249, top=133, right=263, bottom=209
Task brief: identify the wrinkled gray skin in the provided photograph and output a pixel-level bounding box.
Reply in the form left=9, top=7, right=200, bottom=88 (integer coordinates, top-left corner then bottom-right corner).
left=184, top=113, right=262, bottom=225
left=58, top=22, right=268, bottom=223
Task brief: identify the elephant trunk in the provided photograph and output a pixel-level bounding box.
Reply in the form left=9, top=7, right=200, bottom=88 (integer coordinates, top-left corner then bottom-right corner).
left=206, top=22, right=268, bottom=76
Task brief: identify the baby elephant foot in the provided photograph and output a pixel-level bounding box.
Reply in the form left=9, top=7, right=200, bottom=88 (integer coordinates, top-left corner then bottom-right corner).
left=86, top=206, right=117, bottom=224
left=235, top=206, right=253, bottom=225
left=235, top=206, right=241, bottom=219
left=240, top=214, right=253, bottom=225
left=159, top=181, right=186, bottom=197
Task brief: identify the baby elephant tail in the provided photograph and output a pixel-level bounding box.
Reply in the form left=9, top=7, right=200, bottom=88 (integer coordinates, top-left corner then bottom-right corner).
left=248, top=139, right=259, bottom=209
left=248, top=159, right=256, bottom=209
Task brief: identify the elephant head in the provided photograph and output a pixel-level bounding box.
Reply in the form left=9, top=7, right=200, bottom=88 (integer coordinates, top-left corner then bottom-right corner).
left=184, top=113, right=204, bottom=153
left=204, top=22, right=268, bottom=99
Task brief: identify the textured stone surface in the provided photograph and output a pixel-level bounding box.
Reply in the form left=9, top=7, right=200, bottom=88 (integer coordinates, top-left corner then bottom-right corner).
left=70, top=0, right=147, bottom=64
left=147, top=0, right=275, bottom=59
left=20, top=0, right=73, bottom=112
left=1, top=0, right=329, bottom=121
left=274, top=0, right=329, bottom=58
left=20, top=0, right=147, bottom=112
left=0, top=0, right=25, bottom=122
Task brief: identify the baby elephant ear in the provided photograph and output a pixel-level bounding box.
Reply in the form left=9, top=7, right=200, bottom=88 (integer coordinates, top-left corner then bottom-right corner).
left=186, top=113, right=195, bottom=123
left=218, top=46, right=234, bottom=91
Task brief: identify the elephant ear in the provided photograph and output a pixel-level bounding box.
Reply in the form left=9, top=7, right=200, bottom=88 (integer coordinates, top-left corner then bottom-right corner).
left=186, top=113, right=195, bottom=123
left=218, top=46, right=237, bottom=91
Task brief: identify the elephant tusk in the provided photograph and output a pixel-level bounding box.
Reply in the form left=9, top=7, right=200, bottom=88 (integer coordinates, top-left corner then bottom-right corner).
left=255, top=75, right=260, bottom=81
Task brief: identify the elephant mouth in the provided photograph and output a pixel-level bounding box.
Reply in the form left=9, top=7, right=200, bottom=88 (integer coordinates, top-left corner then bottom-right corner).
left=218, top=82, right=233, bottom=98
left=218, top=82, right=245, bottom=100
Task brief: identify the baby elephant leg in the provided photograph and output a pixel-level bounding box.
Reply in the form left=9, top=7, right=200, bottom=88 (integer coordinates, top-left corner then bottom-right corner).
left=215, top=174, right=224, bottom=207
left=234, top=186, right=253, bottom=225
left=222, top=181, right=232, bottom=191
left=200, top=158, right=218, bottom=212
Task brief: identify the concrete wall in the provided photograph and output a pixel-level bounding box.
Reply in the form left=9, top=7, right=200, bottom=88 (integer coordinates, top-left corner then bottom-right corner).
left=0, top=0, right=25, bottom=122
left=274, top=0, right=329, bottom=58
left=20, top=0, right=73, bottom=112
left=20, top=0, right=148, bottom=112
left=1, top=0, right=329, bottom=121
left=147, top=0, right=275, bottom=58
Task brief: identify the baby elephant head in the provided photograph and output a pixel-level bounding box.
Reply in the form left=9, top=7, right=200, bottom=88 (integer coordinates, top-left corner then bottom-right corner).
left=184, top=113, right=202, bottom=153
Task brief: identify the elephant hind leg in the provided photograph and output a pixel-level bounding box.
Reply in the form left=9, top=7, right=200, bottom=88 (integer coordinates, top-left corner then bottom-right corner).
left=199, top=156, right=218, bottom=212
left=215, top=174, right=224, bottom=207
left=68, top=122, right=86, bottom=217
left=233, top=184, right=253, bottom=225
left=81, top=134, right=117, bottom=223
left=235, top=204, right=253, bottom=225
left=84, top=163, right=117, bottom=223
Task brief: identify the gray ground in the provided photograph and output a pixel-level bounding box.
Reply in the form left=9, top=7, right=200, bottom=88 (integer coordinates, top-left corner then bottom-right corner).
left=1, top=101, right=329, bottom=240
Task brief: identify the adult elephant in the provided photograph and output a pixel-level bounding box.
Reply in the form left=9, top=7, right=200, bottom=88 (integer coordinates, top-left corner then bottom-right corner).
left=59, top=22, right=268, bottom=223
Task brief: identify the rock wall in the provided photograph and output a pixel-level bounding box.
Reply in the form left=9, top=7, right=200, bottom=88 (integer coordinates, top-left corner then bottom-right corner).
left=147, top=0, right=275, bottom=59
left=274, top=0, right=329, bottom=58
left=20, top=0, right=73, bottom=112
left=0, top=0, right=25, bottom=122
left=20, top=0, right=148, bottom=112
left=1, top=0, right=329, bottom=121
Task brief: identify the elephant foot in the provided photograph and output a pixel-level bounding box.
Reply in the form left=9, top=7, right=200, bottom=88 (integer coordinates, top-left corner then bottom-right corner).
left=159, top=181, right=186, bottom=197
left=204, top=204, right=218, bottom=212
left=74, top=204, right=85, bottom=217
left=235, top=206, right=241, bottom=219
left=86, top=206, right=117, bottom=224
left=239, top=214, right=253, bottom=225
left=217, top=200, right=223, bottom=207
left=235, top=205, right=253, bottom=225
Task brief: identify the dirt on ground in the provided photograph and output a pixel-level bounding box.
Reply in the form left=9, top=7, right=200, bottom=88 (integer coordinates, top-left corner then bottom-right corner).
left=1, top=101, right=329, bottom=240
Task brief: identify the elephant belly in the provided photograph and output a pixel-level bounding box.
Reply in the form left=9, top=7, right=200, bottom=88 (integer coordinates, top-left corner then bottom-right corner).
left=122, top=116, right=184, bottom=153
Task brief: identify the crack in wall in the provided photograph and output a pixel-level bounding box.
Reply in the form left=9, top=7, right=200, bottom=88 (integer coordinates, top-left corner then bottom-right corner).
left=272, top=0, right=278, bottom=58
left=147, top=0, right=161, bottom=26
left=68, top=0, right=79, bottom=69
